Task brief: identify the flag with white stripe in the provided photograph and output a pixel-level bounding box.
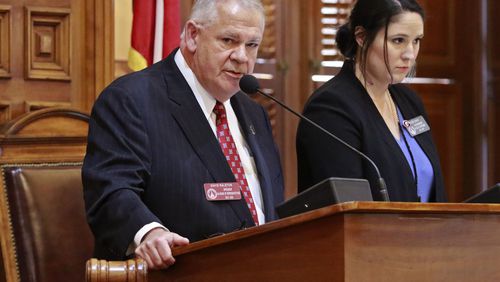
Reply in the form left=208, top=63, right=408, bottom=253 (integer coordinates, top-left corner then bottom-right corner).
left=128, top=0, right=180, bottom=71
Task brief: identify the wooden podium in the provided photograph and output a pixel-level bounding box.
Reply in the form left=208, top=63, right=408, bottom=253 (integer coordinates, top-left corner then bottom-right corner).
left=88, top=202, right=500, bottom=281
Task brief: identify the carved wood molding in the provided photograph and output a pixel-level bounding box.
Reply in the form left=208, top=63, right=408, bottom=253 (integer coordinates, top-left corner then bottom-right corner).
left=0, top=101, right=11, bottom=124
left=24, top=100, right=71, bottom=113
left=24, top=6, right=71, bottom=81
left=0, top=107, right=88, bottom=137
left=0, top=5, right=11, bottom=78
left=81, top=0, right=114, bottom=112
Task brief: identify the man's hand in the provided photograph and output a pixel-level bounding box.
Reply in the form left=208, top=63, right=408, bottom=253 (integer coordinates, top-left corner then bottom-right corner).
left=134, top=228, right=189, bottom=270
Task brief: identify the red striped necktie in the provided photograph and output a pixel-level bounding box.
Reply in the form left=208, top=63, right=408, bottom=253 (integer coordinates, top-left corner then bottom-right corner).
left=213, top=101, right=259, bottom=225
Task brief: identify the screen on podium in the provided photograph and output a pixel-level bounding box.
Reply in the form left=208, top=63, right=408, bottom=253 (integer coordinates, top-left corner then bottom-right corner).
left=276, top=177, right=373, bottom=218
left=464, top=183, right=500, bottom=203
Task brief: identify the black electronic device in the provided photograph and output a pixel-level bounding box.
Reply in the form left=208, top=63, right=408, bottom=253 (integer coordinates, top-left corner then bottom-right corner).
left=463, top=183, right=500, bottom=203
left=276, top=177, right=373, bottom=219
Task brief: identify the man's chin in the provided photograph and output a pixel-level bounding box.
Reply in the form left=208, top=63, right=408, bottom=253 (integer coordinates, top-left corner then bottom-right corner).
left=221, top=82, right=240, bottom=95
left=212, top=86, right=240, bottom=101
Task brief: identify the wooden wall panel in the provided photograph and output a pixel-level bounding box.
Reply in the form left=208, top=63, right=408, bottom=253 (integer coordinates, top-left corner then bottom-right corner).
left=489, top=0, right=500, bottom=184
left=491, top=2, right=500, bottom=70
left=0, top=1, right=73, bottom=120
left=81, top=0, right=115, bottom=111
left=0, top=5, right=10, bottom=78
left=454, top=1, right=490, bottom=195
left=418, top=0, right=456, bottom=77
left=25, top=6, right=71, bottom=81
left=0, top=0, right=114, bottom=120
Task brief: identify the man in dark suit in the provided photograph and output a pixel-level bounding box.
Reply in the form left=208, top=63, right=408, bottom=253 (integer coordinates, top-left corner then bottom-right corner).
left=83, top=0, right=284, bottom=270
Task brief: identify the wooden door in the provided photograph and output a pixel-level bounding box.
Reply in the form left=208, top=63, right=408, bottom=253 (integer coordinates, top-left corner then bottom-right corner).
left=0, top=0, right=114, bottom=120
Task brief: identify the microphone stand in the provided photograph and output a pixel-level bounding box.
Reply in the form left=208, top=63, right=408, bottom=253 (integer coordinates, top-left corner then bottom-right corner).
left=250, top=88, right=390, bottom=202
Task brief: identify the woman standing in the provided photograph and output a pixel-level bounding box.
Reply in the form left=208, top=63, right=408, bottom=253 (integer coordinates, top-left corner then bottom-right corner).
left=296, top=0, right=447, bottom=202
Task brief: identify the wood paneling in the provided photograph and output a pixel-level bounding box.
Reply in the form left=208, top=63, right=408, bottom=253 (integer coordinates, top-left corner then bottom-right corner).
left=489, top=0, right=500, bottom=185
left=0, top=5, right=10, bottom=78
left=0, top=1, right=72, bottom=120
left=0, top=0, right=114, bottom=120
left=453, top=1, right=490, bottom=195
left=490, top=1, right=500, bottom=70
left=0, top=102, right=10, bottom=122
left=24, top=100, right=70, bottom=112
left=25, top=6, right=71, bottom=80
left=81, top=0, right=115, bottom=111
left=418, top=0, right=456, bottom=76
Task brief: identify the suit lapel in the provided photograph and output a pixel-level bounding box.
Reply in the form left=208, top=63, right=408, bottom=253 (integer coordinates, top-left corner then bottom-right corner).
left=349, top=79, right=416, bottom=198
left=392, top=90, right=441, bottom=198
left=163, top=64, right=232, bottom=181
left=348, top=68, right=405, bottom=159
left=161, top=56, right=255, bottom=226
left=357, top=84, right=414, bottom=180
left=231, top=95, right=277, bottom=221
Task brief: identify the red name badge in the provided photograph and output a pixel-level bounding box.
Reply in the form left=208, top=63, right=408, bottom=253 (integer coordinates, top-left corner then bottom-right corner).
left=204, top=182, right=242, bottom=201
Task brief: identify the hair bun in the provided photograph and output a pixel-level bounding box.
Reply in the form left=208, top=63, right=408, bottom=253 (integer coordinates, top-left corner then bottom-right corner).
left=336, top=24, right=356, bottom=58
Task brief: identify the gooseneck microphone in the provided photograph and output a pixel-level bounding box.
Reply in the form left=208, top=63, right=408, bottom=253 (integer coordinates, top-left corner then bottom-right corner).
left=239, top=74, right=390, bottom=202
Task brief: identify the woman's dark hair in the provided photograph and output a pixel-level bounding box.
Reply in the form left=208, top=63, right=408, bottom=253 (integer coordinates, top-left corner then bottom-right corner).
left=336, top=0, right=425, bottom=82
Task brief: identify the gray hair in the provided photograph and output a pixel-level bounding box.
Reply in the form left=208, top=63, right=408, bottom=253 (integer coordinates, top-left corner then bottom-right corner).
left=189, top=0, right=265, bottom=28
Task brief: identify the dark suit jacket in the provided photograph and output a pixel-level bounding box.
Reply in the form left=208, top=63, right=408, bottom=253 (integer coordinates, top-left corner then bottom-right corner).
left=83, top=50, right=284, bottom=260
left=296, top=60, right=446, bottom=202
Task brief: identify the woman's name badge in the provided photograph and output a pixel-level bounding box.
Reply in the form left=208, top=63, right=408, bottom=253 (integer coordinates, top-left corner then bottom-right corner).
left=204, top=182, right=242, bottom=201
left=402, top=115, right=430, bottom=137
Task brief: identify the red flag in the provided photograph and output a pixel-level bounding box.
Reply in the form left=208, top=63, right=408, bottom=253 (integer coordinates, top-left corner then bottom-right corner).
left=128, top=0, right=180, bottom=71
left=162, top=0, right=180, bottom=58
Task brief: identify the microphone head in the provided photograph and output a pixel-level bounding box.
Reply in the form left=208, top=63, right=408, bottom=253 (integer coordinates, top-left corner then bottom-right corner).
left=239, top=74, right=260, bottom=94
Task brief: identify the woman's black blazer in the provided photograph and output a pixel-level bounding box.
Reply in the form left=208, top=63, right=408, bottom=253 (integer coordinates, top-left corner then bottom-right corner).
left=296, top=61, right=447, bottom=202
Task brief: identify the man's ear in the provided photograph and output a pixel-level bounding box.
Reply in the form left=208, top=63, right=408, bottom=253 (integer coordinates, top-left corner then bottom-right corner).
left=354, top=26, right=366, bottom=47
left=184, top=20, right=200, bottom=52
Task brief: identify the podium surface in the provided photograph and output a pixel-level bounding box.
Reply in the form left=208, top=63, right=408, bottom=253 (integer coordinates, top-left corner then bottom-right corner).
left=148, top=202, right=500, bottom=281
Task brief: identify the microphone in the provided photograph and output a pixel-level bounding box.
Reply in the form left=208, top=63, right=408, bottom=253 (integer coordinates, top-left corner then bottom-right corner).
left=239, top=74, right=390, bottom=202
